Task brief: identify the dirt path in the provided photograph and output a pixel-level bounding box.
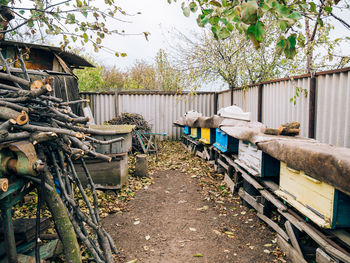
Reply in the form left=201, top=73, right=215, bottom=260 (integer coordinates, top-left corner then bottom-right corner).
left=103, top=161, right=289, bottom=263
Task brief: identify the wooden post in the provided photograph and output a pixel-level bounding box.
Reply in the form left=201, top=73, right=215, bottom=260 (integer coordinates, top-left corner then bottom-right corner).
left=214, top=92, right=218, bottom=114
left=258, top=84, right=263, bottom=122
left=115, top=91, right=119, bottom=117
left=230, top=86, right=234, bottom=105
left=308, top=76, right=316, bottom=138
left=135, top=154, right=148, bottom=177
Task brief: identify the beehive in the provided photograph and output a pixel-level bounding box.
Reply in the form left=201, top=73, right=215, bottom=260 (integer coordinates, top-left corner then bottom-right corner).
left=213, top=129, right=239, bottom=153
left=190, top=127, right=201, bottom=139
left=237, top=140, right=280, bottom=177
left=199, top=128, right=216, bottom=144
left=183, top=126, right=191, bottom=135
left=276, top=162, right=350, bottom=229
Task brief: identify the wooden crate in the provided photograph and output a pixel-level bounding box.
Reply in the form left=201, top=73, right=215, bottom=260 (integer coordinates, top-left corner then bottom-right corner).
left=213, top=129, right=239, bottom=153
left=199, top=128, right=216, bottom=144
left=237, top=140, right=280, bottom=177
left=276, top=162, right=350, bottom=229
left=190, top=127, right=201, bottom=139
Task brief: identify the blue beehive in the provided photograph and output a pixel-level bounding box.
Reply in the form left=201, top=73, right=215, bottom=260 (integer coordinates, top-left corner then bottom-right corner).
left=213, top=128, right=239, bottom=153
left=183, top=126, right=191, bottom=135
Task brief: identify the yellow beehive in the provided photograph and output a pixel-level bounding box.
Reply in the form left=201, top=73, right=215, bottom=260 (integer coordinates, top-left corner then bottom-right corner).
left=276, top=162, right=350, bottom=229
left=190, top=127, right=200, bottom=139
left=199, top=128, right=212, bottom=144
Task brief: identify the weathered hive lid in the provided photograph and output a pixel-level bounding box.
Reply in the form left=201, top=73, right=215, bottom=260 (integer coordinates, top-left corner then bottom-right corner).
left=89, top=125, right=135, bottom=134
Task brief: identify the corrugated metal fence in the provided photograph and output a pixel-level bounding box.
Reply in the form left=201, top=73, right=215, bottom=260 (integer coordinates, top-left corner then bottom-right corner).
left=81, top=91, right=215, bottom=140
left=80, top=67, right=350, bottom=147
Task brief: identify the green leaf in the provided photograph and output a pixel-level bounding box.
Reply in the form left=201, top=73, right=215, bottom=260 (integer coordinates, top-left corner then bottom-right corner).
left=28, top=20, right=34, bottom=28
left=82, top=33, right=89, bottom=43
left=96, top=37, right=101, bottom=44
left=209, top=0, right=221, bottom=7
left=324, top=6, right=332, bottom=14
left=218, top=27, right=230, bottom=39
left=227, top=22, right=233, bottom=31
left=247, top=21, right=265, bottom=45
left=121, top=53, right=127, bottom=57
left=309, top=2, right=317, bottom=13
left=19, top=10, right=25, bottom=15
left=193, top=254, right=203, bottom=257
left=288, top=11, right=301, bottom=21
left=76, top=0, right=82, bottom=7
left=182, top=6, right=191, bottom=17
left=189, top=2, right=198, bottom=12
left=209, top=16, right=220, bottom=25
left=287, top=34, right=296, bottom=50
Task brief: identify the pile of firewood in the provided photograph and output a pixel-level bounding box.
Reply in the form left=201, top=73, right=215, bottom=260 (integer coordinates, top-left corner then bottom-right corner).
left=0, top=53, right=119, bottom=262
left=107, top=112, right=152, bottom=152
left=264, top=121, right=300, bottom=136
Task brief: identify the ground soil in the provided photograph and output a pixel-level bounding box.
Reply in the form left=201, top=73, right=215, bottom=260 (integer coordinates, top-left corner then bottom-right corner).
left=103, top=168, right=289, bottom=263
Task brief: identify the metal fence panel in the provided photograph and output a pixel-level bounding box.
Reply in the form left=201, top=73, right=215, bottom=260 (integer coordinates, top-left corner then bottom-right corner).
left=118, top=93, right=215, bottom=140
left=217, top=90, right=231, bottom=110
left=233, top=86, right=259, bottom=122
left=316, top=72, right=350, bottom=147
left=262, top=78, right=310, bottom=137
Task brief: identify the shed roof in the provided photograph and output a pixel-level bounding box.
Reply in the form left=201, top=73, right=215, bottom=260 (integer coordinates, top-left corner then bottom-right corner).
left=0, top=40, right=94, bottom=68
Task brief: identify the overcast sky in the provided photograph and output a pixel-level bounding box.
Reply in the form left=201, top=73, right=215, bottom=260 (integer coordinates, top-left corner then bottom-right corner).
left=87, top=0, right=202, bottom=69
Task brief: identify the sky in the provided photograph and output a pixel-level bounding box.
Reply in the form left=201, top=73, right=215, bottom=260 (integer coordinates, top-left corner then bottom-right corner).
left=88, top=0, right=203, bottom=69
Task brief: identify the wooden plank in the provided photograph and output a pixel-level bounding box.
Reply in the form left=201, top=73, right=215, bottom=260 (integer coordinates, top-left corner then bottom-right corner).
left=316, top=248, right=339, bottom=263
left=221, top=154, right=236, bottom=167
left=285, top=221, right=304, bottom=257
left=217, top=159, right=229, bottom=171
left=262, top=179, right=279, bottom=192
left=203, top=147, right=210, bottom=160
left=298, top=221, right=350, bottom=262
left=257, top=213, right=289, bottom=242
left=327, top=229, right=350, bottom=247
left=261, top=189, right=287, bottom=212
left=232, top=161, right=264, bottom=190
left=224, top=174, right=235, bottom=193
left=277, top=235, right=307, bottom=263
left=234, top=159, right=259, bottom=177
left=278, top=209, right=303, bottom=232
left=238, top=188, right=264, bottom=214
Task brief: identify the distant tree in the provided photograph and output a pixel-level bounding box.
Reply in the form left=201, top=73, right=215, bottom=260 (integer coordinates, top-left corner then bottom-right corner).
left=124, top=60, right=157, bottom=90
left=172, top=16, right=292, bottom=89
left=155, top=49, right=183, bottom=91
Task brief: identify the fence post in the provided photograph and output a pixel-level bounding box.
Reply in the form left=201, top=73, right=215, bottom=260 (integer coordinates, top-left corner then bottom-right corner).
left=308, top=76, right=316, bottom=138
left=231, top=86, right=234, bottom=105
left=258, top=84, right=263, bottom=122
left=214, top=92, right=218, bottom=114
left=114, top=91, right=119, bottom=117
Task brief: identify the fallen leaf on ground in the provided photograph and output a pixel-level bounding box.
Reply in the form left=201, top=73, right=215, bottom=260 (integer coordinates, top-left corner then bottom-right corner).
left=193, top=254, right=203, bottom=257
left=145, top=235, right=150, bottom=240
left=133, top=221, right=140, bottom=225
left=196, top=205, right=209, bottom=211
left=213, top=230, right=221, bottom=235
left=189, top=227, right=197, bottom=232
left=264, top=249, right=270, bottom=254
left=126, top=260, right=138, bottom=263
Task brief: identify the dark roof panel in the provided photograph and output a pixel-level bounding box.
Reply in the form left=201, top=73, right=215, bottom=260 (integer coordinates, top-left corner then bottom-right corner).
left=0, top=40, right=94, bottom=68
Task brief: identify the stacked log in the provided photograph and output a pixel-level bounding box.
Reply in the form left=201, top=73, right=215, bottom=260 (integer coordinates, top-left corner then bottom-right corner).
left=0, top=62, right=119, bottom=262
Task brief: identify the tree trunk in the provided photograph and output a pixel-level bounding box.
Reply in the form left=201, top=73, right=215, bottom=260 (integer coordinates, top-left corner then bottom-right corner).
left=42, top=168, right=82, bottom=263
left=305, top=17, right=313, bottom=73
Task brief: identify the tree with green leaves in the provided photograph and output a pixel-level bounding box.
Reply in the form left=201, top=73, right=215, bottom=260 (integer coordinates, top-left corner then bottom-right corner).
left=170, top=0, right=350, bottom=72
left=0, top=0, right=148, bottom=55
